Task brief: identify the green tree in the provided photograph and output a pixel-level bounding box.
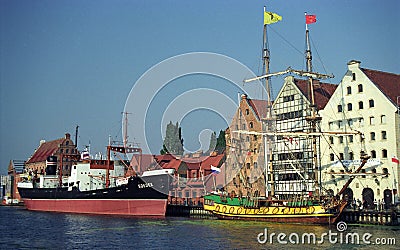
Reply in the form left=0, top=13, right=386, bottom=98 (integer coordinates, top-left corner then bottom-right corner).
left=160, top=121, right=184, bottom=155
left=215, top=130, right=226, bottom=153
left=208, top=131, right=217, bottom=153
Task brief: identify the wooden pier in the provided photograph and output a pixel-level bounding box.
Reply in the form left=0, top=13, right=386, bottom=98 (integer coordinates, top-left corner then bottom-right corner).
left=166, top=204, right=215, bottom=219
left=341, top=209, right=399, bottom=226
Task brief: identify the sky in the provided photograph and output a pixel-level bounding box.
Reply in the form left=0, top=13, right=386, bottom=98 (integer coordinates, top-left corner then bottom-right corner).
left=0, top=0, right=399, bottom=175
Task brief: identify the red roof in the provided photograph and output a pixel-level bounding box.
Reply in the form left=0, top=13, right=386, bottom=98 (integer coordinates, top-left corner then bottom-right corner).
left=26, top=138, right=65, bottom=164
left=361, top=68, right=400, bottom=106
left=155, top=154, right=225, bottom=171
left=294, top=79, right=338, bottom=110
left=247, top=99, right=268, bottom=120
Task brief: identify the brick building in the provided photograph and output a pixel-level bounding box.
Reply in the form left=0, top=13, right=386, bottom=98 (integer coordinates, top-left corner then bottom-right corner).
left=224, top=94, right=269, bottom=198
left=25, top=133, right=78, bottom=176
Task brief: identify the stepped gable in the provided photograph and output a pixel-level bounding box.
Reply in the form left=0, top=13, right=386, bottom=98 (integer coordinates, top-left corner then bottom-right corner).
left=361, top=68, right=400, bottom=106
left=294, top=79, right=338, bottom=110
left=26, top=138, right=65, bottom=164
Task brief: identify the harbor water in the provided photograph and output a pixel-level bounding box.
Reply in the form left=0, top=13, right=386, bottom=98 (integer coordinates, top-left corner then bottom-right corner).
left=0, top=206, right=398, bottom=249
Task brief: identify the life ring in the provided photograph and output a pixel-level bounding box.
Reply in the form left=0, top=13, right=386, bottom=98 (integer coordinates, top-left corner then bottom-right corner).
left=263, top=207, right=269, bottom=214
left=237, top=207, right=243, bottom=214
left=222, top=206, right=227, bottom=213
left=215, top=205, right=220, bottom=212
left=306, top=206, right=315, bottom=214
left=272, top=207, right=279, bottom=214
left=229, top=207, right=235, bottom=214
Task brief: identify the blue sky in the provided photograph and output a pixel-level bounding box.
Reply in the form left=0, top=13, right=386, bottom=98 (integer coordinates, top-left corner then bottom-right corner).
left=1, top=0, right=399, bottom=175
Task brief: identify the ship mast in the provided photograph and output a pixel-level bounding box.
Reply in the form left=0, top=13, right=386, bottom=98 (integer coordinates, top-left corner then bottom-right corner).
left=304, top=12, right=321, bottom=198
left=262, top=5, right=275, bottom=198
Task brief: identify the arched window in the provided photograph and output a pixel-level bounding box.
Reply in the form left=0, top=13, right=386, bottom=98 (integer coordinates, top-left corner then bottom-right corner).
left=249, top=122, right=253, bottom=128
left=370, top=116, right=375, bottom=125
left=349, top=152, right=354, bottom=160
left=369, top=99, right=375, bottom=108
left=347, top=103, right=353, bottom=111
left=382, top=149, right=387, bottom=158
left=358, top=84, right=363, bottom=93
left=358, top=101, right=364, bottom=109
left=245, top=109, right=249, bottom=115
left=337, top=105, right=343, bottom=112
left=371, top=150, right=376, bottom=158
left=347, top=86, right=352, bottom=95
left=330, top=153, right=335, bottom=161
left=370, top=132, right=375, bottom=140
left=381, top=115, right=386, bottom=124
left=382, top=131, right=387, bottom=140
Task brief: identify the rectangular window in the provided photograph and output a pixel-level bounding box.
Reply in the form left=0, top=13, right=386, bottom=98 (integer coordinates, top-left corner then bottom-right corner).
left=339, top=136, right=343, bottom=144
left=348, top=135, right=353, bottom=143
left=337, top=105, right=343, bottom=112
left=347, top=86, right=352, bottom=95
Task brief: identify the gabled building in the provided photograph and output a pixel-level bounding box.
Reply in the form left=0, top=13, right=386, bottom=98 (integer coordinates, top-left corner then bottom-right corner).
left=272, top=76, right=337, bottom=199
left=320, top=60, right=400, bottom=208
left=224, top=94, right=269, bottom=198
left=25, top=133, right=78, bottom=176
left=155, top=153, right=225, bottom=205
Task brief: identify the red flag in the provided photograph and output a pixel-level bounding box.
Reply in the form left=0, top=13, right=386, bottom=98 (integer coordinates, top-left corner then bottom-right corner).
left=392, top=156, right=399, bottom=164
left=305, top=14, right=316, bottom=24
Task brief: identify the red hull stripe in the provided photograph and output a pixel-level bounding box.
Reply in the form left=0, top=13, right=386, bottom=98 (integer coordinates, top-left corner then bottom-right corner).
left=22, top=199, right=167, bottom=216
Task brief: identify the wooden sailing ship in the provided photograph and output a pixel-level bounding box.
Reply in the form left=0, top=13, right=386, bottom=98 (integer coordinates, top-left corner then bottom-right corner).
left=204, top=6, right=367, bottom=224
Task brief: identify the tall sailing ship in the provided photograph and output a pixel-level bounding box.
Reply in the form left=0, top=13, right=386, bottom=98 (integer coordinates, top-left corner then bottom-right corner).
left=204, top=7, right=366, bottom=224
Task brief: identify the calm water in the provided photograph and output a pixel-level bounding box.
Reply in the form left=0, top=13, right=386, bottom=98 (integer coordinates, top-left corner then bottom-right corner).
left=0, top=206, right=398, bottom=249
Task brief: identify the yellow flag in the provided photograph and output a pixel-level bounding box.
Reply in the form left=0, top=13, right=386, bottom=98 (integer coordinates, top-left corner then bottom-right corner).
left=264, top=11, right=282, bottom=25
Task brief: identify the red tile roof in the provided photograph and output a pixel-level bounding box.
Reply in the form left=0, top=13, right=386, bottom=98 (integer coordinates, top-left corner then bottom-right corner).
left=294, top=79, right=338, bottom=110
left=155, top=154, right=225, bottom=171
left=247, top=99, right=268, bottom=120
left=361, top=68, right=400, bottom=106
left=26, top=138, right=65, bottom=164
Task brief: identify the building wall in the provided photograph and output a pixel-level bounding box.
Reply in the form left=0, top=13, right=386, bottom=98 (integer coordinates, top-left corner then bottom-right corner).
left=25, top=134, right=78, bottom=176
left=272, top=76, right=318, bottom=199
left=319, top=61, right=399, bottom=205
left=224, top=94, right=266, bottom=197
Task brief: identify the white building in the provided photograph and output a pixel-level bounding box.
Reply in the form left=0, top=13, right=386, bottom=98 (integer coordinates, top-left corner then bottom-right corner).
left=320, top=60, right=400, bottom=208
